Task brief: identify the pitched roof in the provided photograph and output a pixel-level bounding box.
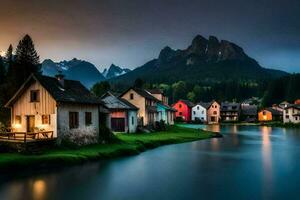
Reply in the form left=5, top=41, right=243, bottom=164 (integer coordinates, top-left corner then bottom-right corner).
left=263, top=107, right=283, bottom=116
left=178, top=99, right=195, bottom=108
left=241, top=105, right=258, bottom=116
left=285, top=104, right=300, bottom=110
left=102, top=92, right=138, bottom=110
left=221, top=102, right=241, bottom=112
left=121, top=87, right=159, bottom=101
left=157, top=101, right=177, bottom=112
left=5, top=74, right=105, bottom=107
left=147, top=89, right=164, bottom=95
left=197, top=100, right=218, bottom=109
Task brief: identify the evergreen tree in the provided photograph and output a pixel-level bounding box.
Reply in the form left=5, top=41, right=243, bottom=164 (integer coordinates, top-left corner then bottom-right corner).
left=0, top=56, right=5, bottom=85
left=91, top=81, right=110, bottom=97
left=134, top=78, right=144, bottom=88
left=5, top=44, right=13, bottom=80
left=14, top=34, right=41, bottom=86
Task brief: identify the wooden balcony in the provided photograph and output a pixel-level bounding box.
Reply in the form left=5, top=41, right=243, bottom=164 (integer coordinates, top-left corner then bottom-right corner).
left=0, top=131, right=54, bottom=143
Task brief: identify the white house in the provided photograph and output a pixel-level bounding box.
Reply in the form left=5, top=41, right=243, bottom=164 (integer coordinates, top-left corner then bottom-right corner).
left=283, top=104, right=300, bottom=124
left=192, top=103, right=207, bottom=122
left=5, top=73, right=109, bottom=142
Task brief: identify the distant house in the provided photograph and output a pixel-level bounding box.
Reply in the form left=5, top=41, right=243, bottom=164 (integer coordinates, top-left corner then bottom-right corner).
left=4, top=73, right=108, bottom=142
left=172, top=100, right=194, bottom=122
left=278, top=101, right=290, bottom=110
left=192, top=103, right=207, bottom=122
left=120, top=87, right=158, bottom=126
left=101, top=92, right=138, bottom=133
left=294, top=99, right=300, bottom=105
left=240, top=105, right=258, bottom=122
left=283, top=104, right=300, bottom=124
left=258, top=108, right=283, bottom=122
left=220, top=102, right=241, bottom=122
left=199, top=101, right=220, bottom=124
left=147, top=89, right=176, bottom=125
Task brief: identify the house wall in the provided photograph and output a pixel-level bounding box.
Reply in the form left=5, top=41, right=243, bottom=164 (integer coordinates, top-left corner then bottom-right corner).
left=151, top=93, right=168, bottom=104
left=128, top=110, right=138, bottom=133
left=167, top=111, right=175, bottom=125
left=284, top=108, right=300, bottom=124
left=192, top=105, right=207, bottom=122
left=11, top=80, right=57, bottom=137
left=207, top=101, right=220, bottom=124
left=157, top=104, right=167, bottom=122
left=57, top=103, right=99, bottom=138
left=121, top=89, right=148, bottom=125
left=258, top=110, right=272, bottom=121
left=173, top=101, right=191, bottom=122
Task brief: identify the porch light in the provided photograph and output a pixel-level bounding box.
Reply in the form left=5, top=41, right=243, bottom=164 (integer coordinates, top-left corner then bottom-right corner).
left=12, top=123, right=21, bottom=129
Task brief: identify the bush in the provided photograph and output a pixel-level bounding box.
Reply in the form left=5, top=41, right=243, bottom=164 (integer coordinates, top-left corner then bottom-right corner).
left=155, top=120, right=166, bottom=131
left=62, top=126, right=98, bottom=147
left=99, top=125, right=116, bottom=143
left=175, top=117, right=184, bottom=123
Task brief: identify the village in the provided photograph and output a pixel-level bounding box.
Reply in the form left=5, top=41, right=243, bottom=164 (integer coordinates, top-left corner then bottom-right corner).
left=0, top=72, right=299, bottom=150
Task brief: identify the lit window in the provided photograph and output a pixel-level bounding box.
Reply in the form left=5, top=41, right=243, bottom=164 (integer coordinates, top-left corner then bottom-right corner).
left=30, top=90, right=40, bottom=102
left=42, top=115, right=50, bottom=124
left=15, top=115, right=22, bottom=124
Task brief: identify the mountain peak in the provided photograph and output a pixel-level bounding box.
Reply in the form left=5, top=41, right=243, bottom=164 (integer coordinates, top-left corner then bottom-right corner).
left=102, top=64, right=131, bottom=79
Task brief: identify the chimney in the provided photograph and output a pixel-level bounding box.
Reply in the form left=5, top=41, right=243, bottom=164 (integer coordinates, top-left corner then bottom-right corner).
left=55, top=70, right=65, bottom=87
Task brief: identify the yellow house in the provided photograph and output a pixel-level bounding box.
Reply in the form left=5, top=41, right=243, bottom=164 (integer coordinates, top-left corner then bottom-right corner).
left=258, top=108, right=282, bottom=122
left=120, top=87, right=159, bottom=126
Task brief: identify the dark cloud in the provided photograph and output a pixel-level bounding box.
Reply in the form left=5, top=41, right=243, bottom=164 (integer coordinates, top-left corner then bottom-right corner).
left=0, top=0, right=299, bottom=72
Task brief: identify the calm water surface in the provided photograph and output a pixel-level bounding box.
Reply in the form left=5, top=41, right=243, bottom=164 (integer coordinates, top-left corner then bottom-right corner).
left=1, top=125, right=300, bottom=200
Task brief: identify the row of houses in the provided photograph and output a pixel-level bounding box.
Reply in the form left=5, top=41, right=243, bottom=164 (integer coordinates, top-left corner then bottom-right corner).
left=173, top=99, right=300, bottom=124
left=172, top=99, right=257, bottom=124
left=4, top=74, right=176, bottom=143
left=258, top=101, right=300, bottom=124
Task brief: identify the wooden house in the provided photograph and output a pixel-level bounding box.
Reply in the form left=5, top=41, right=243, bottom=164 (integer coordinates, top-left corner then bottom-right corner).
left=4, top=74, right=108, bottom=142
left=147, top=89, right=176, bottom=125
left=220, top=102, right=241, bottom=122
left=258, top=108, right=282, bottom=122
left=198, top=101, right=220, bottom=124
left=283, top=104, right=300, bottom=124
left=120, top=87, right=159, bottom=126
left=102, top=92, right=138, bottom=133
left=191, top=103, right=207, bottom=122
left=240, top=105, right=258, bottom=122
left=172, top=100, right=194, bottom=122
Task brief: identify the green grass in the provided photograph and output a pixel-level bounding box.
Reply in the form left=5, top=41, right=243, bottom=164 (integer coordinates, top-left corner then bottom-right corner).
left=0, top=126, right=216, bottom=171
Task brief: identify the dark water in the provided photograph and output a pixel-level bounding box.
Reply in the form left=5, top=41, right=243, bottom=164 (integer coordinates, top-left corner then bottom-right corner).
left=1, top=125, right=300, bottom=200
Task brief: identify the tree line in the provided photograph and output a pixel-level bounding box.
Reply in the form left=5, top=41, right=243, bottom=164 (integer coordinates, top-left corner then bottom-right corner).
left=0, top=34, right=41, bottom=125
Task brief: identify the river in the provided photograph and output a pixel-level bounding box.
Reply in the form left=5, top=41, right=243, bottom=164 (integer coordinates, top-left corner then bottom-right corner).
left=0, top=125, right=300, bottom=200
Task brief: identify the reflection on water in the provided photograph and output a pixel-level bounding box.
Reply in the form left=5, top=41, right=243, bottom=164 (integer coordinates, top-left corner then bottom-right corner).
left=1, top=125, right=300, bottom=200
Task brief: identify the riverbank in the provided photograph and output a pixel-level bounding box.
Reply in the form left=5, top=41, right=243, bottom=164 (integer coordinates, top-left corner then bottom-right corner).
left=0, top=126, right=218, bottom=171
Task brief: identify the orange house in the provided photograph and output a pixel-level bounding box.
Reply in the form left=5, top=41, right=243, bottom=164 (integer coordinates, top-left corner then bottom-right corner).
left=295, top=99, right=300, bottom=105
left=258, top=108, right=282, bottom=122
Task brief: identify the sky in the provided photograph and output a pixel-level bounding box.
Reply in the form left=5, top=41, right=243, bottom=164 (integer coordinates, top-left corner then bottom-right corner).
left=0, top=0, right=299, bottom=73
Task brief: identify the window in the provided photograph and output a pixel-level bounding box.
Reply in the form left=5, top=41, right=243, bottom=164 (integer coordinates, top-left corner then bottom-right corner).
left=202, top=111, right=204, bottom=114
left=42, top=115, right=50, bottom=124
left=132, top=116, right=134, bottom=125
left=285, top=115, right=289, bottom=119
left=213, top=111, right=217, bottom=115
left=85, top=112, right=92, bottom=126
left=263, top=111, right=266, bottom=115
left=30, top=90, right=40, bottom=102
left=130, top=93, right=134, bottom=100
left=179, top=112, right=182, bottom=116
left=193, top=111, right=196, bottom=115
left=197, top=106, right=199, bottom=110
left=295, top=117, right=298, bottom=121
left=179, top=104, right=182, bottom=108
left=69, top=112, right=79, bottom=129
left=15, top=115, right=22, bottom=124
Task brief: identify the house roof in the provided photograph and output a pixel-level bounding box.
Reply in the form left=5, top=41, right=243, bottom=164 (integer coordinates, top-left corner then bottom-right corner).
left=285, top=104, right=300, bottom=110
left=241, top=105, right=258, bottom=116
left=221, top=102, right=241, bottom=112
left=158, top=101, right=177, bottom=112
left=5, top=74, right=105, bottom=107
left=178, top=99, right=195, bottom=108
left=102, top=91, right=138, bottom=110
left=197, top=100, right=218, bottom=109
left=263, top=107, right=283, bottom=116
left=147, top=89, right=164, bottom=95
left=121, top=87, right=159, bottom=101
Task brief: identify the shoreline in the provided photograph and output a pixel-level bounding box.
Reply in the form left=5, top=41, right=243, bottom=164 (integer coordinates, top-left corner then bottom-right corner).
left=0, top=126, right=220, bottom=173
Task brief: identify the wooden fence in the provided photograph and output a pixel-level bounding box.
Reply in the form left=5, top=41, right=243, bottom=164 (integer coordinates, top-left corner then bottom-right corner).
left=0, top=131, right=54, bottom=143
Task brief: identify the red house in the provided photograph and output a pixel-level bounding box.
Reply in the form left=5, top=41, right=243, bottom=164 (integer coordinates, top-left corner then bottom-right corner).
left=172, top=100, right=194, bottom=122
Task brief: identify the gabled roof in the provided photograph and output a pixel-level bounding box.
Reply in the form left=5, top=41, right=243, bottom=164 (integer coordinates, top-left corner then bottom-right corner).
left=177, top=99, right=195, bottom=108
left=101, top=91, right=138, bottom=110
left=221, top=102, right=241, bottom=112
left=5, top=74, right=105, bottom=107
left=197, top=100, right=218, bottom=109
left=285, top=104, right=300, bottom=110
left=147, top=89, right=164, bottom=95
left=241, top=105, right=258, bottom=116
left=120, top=87, right=159, bottom=101
left=263, top=107, right=283, bottom=116
left=157, top=101, right=177, bottom=112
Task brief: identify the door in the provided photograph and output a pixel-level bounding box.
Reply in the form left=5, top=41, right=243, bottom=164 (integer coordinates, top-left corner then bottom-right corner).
left=111, top=118, right=125, bottom=132
left=211, top=116, right=216, bottom=122
left=27, top=116, right=35, bottom=132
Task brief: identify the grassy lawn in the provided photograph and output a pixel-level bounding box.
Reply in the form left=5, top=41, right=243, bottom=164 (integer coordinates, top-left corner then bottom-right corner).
left=0, top=126, right=217, bottom=171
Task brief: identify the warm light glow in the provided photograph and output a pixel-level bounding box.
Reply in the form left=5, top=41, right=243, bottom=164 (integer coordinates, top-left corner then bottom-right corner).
left=33, top=180, right=46, bottom=200
left=263, top=115, right=267, bottom=120
left=12, top=123, right=21, bottom=129
left=0, top=50, right=5, bottom=57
